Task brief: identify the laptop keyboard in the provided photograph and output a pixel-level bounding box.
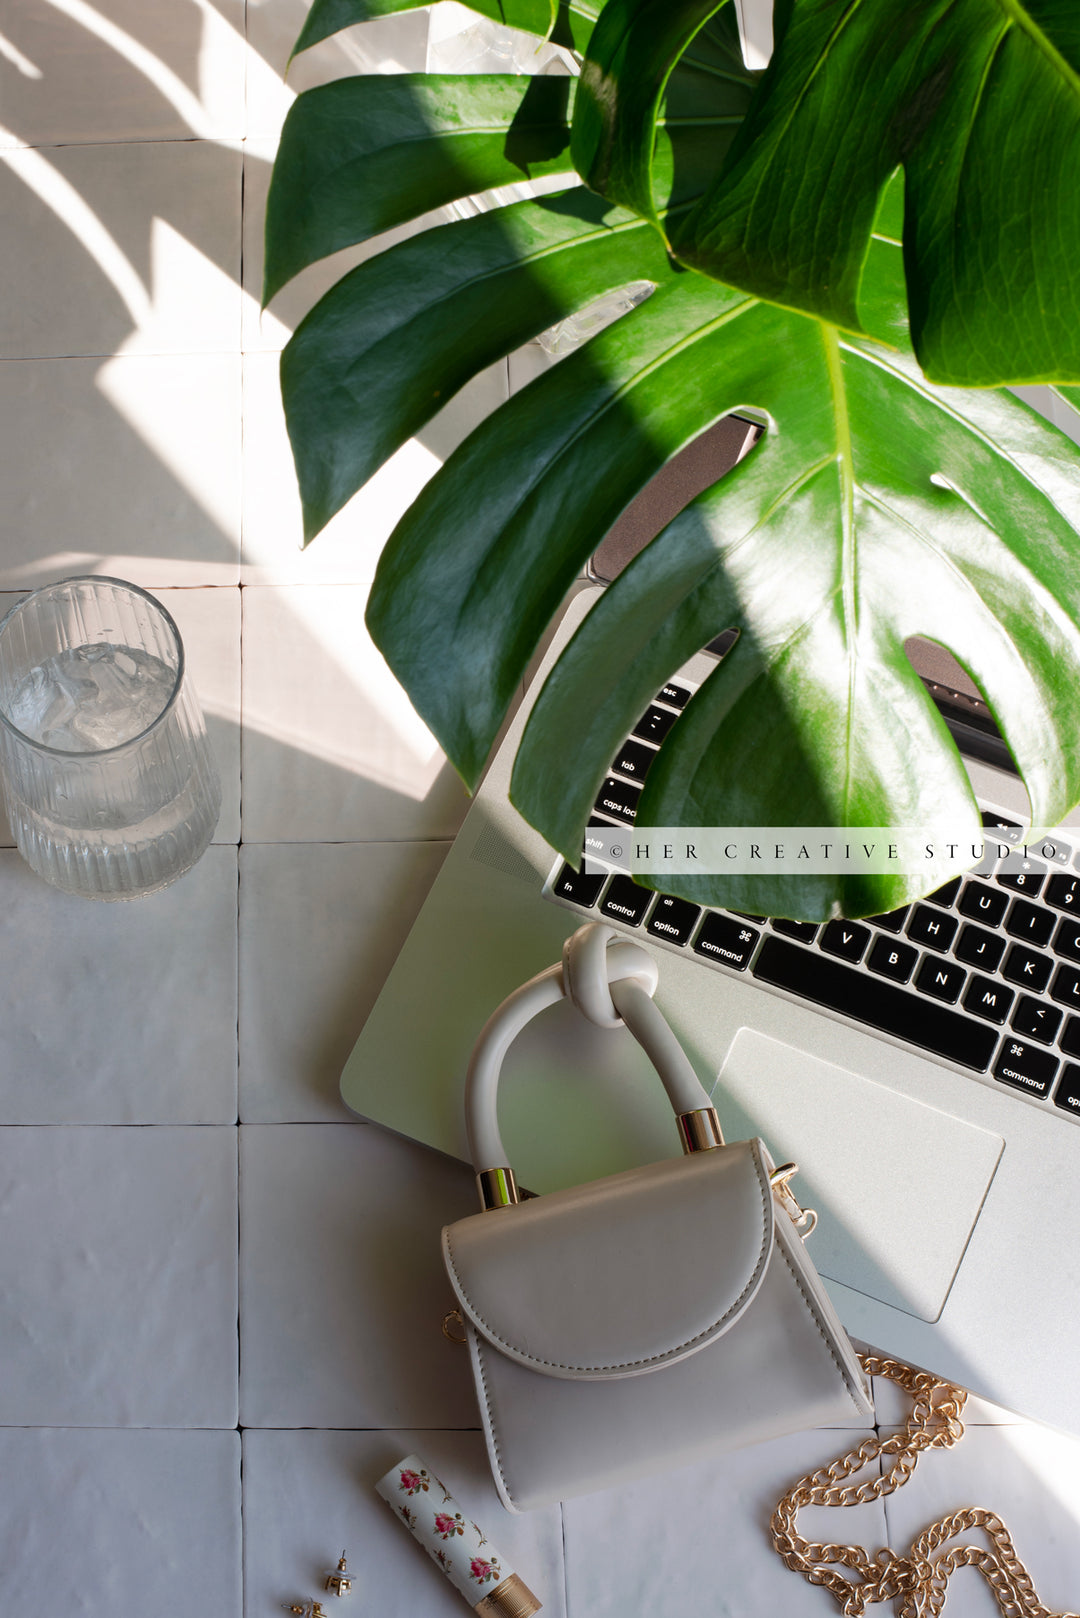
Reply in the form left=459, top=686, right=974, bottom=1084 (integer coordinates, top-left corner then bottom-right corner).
left=544, top=679, right=1080, bottom=1126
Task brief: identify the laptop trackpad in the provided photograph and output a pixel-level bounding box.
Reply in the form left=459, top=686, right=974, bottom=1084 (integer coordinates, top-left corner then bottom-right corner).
left=715, top=1029, right=1004, bottom=1322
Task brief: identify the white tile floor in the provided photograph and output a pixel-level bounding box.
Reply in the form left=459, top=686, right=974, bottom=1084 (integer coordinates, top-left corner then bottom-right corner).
left=2, top=4, right=1079, bottom=1615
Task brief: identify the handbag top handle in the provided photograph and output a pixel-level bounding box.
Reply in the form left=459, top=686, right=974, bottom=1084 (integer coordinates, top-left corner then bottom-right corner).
left=465, top=922, right=724, bottom=1209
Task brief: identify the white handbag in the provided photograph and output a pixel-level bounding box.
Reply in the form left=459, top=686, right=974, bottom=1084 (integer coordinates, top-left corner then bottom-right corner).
left=442, top=922, right=873, bottom=1513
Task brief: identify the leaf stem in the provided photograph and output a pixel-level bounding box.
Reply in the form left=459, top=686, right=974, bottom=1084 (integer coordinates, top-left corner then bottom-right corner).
left=995, top=0, right=1080, bottom=100
left=822, top=322, right=858, bottom=804
left=677, top=56, right=754, bottom=87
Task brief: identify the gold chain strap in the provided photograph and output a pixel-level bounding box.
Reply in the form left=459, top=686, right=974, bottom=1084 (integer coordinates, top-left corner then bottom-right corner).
left=771, top=1355, right=1079, bottom=1618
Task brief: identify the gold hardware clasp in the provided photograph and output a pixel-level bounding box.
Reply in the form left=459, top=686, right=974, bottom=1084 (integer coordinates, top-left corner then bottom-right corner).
left=676, top=1106, right=724, bottom=1153
left=769, top=1163, right=818, bottom=1238
left=442, top=1308, right=467, bottom=1344
left=477, top=1166, right=520, bottom=1209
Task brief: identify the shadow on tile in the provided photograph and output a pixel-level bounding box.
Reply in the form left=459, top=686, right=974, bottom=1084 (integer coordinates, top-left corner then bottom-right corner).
left=240, top=583, right=471, bottom=841
left=239, top=841, right=451, bottom=1121
left=0, top=0, right=245, bottom=146
left=0, top=355, right=242, bottom=588
left=1, top=141, right=243, bottom=360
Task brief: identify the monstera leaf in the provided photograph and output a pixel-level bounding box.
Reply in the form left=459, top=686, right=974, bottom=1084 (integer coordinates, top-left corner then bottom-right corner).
left=574, top=0, right=1080, bottom=385
left=267, top=0, right=1080, bottom=918
left=291, top=0, right=559, bottom=55
left=265, top=1, right=756, bottom=534
left=290, top=0, right=601, bottom=58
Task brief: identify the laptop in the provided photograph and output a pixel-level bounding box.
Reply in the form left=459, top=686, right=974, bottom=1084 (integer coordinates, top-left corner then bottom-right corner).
left=341, top=414, right=1080, bottom=1436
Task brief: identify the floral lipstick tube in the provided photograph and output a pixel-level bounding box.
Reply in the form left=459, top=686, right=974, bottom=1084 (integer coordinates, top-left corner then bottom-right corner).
left=375, top=1454, right=541, bottom=1617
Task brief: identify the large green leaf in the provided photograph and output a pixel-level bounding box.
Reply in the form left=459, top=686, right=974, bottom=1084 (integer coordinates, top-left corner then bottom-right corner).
left=274, top=15, right=758, bottom=535
left=263, top=75, right=577, bottom=302
left=366, top=272, right=757, bottom=785
left=571, top=0, right=744, bottom=220
left=281, top=190, right=675, bottom=539
left=292, top=0, right=558, bottom=57
left=290, top=0, right=600, bottom=54
left=269, top=0, right=1080, bottom=918
left=369, top=229, right=1080, bottom=917
left=670, top=0, right=1080, bottom=387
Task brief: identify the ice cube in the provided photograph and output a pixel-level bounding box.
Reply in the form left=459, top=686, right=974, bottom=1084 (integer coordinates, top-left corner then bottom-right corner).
left=5, top=644, right=176, bottom=751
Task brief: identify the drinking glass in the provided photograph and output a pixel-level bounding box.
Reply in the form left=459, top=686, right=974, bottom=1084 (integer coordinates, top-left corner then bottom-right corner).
left=0, top=576, right=222, bottom=899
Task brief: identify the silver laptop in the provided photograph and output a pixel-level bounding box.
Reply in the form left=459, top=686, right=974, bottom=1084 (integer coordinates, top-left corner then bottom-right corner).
left=341, top=417, right=1080, bottom=1435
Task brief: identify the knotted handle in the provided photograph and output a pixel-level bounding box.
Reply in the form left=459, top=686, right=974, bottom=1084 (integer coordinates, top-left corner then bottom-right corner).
left=465, top=922, right=723, bottom=1208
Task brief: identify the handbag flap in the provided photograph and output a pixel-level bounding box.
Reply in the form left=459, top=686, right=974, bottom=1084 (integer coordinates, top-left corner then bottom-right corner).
left=442, top=1138, right=774, bottom=1380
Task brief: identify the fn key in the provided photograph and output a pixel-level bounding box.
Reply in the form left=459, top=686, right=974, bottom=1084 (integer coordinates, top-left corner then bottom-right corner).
left=552, top=864, right=604, bottom=908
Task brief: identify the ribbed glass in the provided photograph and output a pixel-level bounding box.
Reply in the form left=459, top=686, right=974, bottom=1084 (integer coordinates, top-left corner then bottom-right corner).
left=0, top=577, right=222, bottom=900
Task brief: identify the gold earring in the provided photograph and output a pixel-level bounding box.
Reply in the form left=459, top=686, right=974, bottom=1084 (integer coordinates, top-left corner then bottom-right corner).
left=284, top=1603, right=326, bottom=1617
left=325, top=1553, right=353, bottom=1597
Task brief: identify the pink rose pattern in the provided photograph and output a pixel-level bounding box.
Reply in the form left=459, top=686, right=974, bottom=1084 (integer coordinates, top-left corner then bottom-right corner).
left=469, top=1556, right=502, bottom=1586
left=399, top=1467, right=429, bottom=1496
left=434, top=1511, right=465, bottom=1539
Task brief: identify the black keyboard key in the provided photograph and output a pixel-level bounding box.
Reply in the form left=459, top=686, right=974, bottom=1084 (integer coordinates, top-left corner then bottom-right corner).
left=1054, top=1064, right=1080, bottom=1115
left=1016, top=990, right=1062, bottom=1041
left=646, top=894, right=700, bottom=945
left=997, top=859, right=1046, bottom=896
left=593, top=776, right=642, bottom=825
left=1050, top=963, right=1080, bottom=1007
left=962, top=975, right=1015, bottom=1025
left=657, top=681, right=691, bottom=709
left=868, top=907, right=909, bottom=933
left=1060, top=1016, right=1080, bottom=1059
left=734, top=912, right=767, bottom=923
left=867, top=935, right=918, bottom=983
left=915, top=957, right=966, bottom=1004
left=752, top=937, right=998, bottom=1071
left=907, top=905, right=959, bottom=952
left=1010, top=997, right=1062, bottom=1044
left=958, top=882, right=1008, bottom=927
left=553, top=864, right=605, bottom=907
left=1053, top=916, right=1080, bottom=963
left=1001, top=944, right=1052, bottom=993
left=693, top=913, right=760, bottom=970
left=632, top=704, right=679, bottom=744
left=981, top=812, right=1023, bottom=838
left=820, top=920, right=871, bottom=963
left=772, top=919, right=819, bottom=944
left=925, top=877, right=962, bottom=908
left=1032, top=835, right=1072, bottom=866
left=599, top=874, right=652, bottom=926
left=1046, top=872, right=1080, bottom=912
left=1005, top=899, right=1055, bottom=948
left=954, top=924, right=1007, bottom=972
left=1029, top=841, right=1075, bottom=867
left=994, top=1038, right=1058, bottom=1099
left=610, top=737, right=656, bottom=783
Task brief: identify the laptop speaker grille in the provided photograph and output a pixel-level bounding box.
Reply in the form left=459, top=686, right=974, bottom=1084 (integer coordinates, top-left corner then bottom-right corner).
left=468, top=821, right=546, bottom=886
